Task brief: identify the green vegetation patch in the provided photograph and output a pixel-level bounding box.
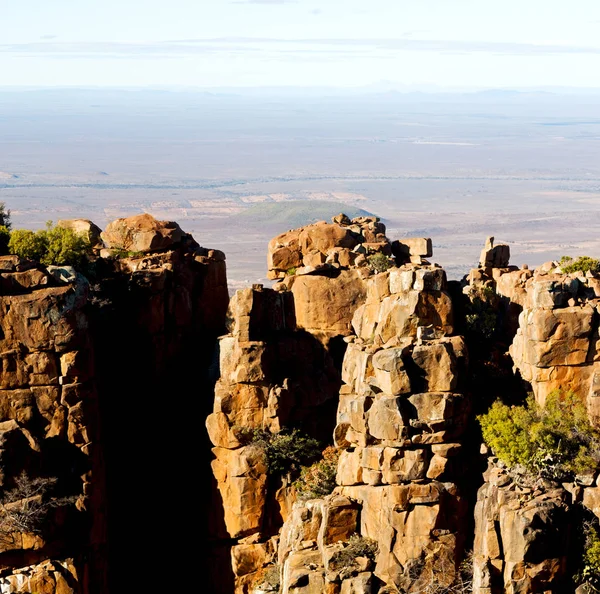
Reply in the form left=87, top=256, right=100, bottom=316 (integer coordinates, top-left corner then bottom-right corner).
left=237, top=427, right=322, bottom=476
left=478, top=390, right=600, bottom=479
left=294, top=446, right=340, bottom=500
left=8, top=221, right=93, bottom=269
left=559, top=255, right=600, bottom=274
left=367, top=252, right=393, bottom=274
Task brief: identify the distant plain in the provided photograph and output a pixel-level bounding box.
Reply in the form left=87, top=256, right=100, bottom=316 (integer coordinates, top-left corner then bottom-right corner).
left=2, top=89, right=600, bottom=288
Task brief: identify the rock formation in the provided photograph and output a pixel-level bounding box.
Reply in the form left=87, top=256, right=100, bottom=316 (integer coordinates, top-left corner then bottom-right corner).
left=275, top=262, right=470, bottom=593
left=6, top=212, right=600, bottom=594
left=0, top=214, right=228, bottom=593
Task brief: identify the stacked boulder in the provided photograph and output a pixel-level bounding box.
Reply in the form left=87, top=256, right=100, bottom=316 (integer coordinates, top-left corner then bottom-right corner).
left=206, top=285, right=343, bottom=593
left=275, top=263, right=471, bottom=592
left=267, top=214, right=390, bottom=281
left=268, top=215, right=436, bottom=343
left=473, top=461, right=571, bottom=594
left=506, top=265, right=600, bottom=412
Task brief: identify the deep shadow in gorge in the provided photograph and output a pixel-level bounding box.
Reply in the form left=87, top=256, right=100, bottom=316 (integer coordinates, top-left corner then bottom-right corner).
left=86, top=255, right=226, bottom=592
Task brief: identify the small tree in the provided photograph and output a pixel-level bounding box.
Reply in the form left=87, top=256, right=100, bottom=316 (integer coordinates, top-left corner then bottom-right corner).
left=0, top=202, right=12, bottom=230
left=478, top=390, right=600, bottom=479
left=8, top=222, right=92, bottom=269
left=0, top=472, right=77, bottom=546
left=8, top=229, right=48, bottom=262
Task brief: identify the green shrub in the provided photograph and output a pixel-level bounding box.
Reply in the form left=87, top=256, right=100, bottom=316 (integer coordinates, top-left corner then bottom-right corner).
left=0, top=226, right=10, bottom=256
left=8, top=229, right=48, bottom=262
left=580, top=523, right=600, bottom=587
left=478, top=390, right=600, bottom=479
left=8, top=222, right=92, bottom=269
left=465, top=285, right=498, bottom=340
left=294, top=446, right=340, bottom=500
left=285, top=267, right=297, bottom=276
left=367, top=252, right=392, bottom=274
left=559, top=255, right=600, bottom=274
left=43, top=223, right=92, bottom=268
left=329, top=534, right=378, bottom=570
left=242, top=428, right=322, bottom=476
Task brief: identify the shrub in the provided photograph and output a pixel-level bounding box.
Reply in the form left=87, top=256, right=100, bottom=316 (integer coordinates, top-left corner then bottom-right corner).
left=294, top=446, right=340, bottom=500
left=579, top=523, right=600, bottom=587
left=253, top=564, right=281, bottom=592
left=0, top=202, right=11, bottom=230
left=43, top=223, right=92, bottom=268
left=243, top=428, right=322, bottom=476
left=329, top=534, right=378, bottom=570
left=285, top=267, right=297, bottom=276
left=478, top=390, right=600, bottom=479
left=0, top=472, right=77, bottom=545
left=8, top=229, right=48, bottom=262
left=559, top=255, right=600, bottom=275
left=464, top=285, right=498, bottom=340
left=8, top=222, right=93, bottom=269
left=367, top=252, right=392, bottom=274
left=0, top=226, right=10, bottom=256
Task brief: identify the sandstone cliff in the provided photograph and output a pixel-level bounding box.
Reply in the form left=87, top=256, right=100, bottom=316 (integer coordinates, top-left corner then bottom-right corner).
left=5, top=211, right=600, bottom=594
left=0, top=214, right=228, bottom=593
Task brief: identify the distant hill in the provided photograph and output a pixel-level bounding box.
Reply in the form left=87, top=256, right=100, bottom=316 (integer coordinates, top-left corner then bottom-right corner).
left=230, top=200, right=380, bottom=231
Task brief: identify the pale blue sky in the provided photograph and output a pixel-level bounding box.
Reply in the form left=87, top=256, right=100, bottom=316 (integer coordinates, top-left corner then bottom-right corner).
left=2, top=0, right=600, bottom=89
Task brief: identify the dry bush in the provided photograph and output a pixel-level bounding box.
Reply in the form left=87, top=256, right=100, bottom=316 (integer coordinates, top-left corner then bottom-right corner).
left=0, top=472, right=77, bottom=545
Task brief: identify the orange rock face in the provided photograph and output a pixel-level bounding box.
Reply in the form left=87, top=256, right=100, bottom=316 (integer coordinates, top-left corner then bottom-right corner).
left=101, top=213, right=185, bottom=253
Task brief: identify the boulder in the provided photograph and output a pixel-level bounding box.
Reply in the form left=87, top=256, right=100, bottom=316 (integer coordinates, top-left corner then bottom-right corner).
left=101, top=213, right=185, bottom=253
left=57, top=219, right=103, bottom=248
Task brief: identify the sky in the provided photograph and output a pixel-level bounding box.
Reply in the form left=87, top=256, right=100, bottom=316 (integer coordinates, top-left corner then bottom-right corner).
left=2, top=0, right=600, bottom=90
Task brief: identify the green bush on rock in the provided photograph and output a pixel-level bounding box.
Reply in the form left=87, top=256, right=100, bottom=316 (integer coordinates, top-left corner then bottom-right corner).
left=478, top=390, right=600, bottom=479
left=238, top=428, right=322, bottom=477
left=8, top=222, right=93, bottom=269
left=294, top=446, right=340, bottom=500
left=367, top=252, right=392, bottom=274
left=559, top=255, right=600, bottom=275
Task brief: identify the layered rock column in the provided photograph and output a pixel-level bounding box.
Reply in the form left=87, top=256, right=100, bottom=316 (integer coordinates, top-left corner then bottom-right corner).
left=207, top=286, right=345, bottom=593
left=0, top=257, right=104, bottom=594
left=276, top=264, right=472, bottom=593
left=508, top=268, right=600, bottom=415
left=473, top=462, right=571, bottom=594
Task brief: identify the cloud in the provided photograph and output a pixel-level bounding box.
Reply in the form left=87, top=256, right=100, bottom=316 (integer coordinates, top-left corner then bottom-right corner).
left=2, top=37, right=600, bottom=60
left=40, top=35, right=58, bottom=40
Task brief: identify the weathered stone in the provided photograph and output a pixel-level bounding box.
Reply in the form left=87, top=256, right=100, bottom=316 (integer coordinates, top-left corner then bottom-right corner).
left=101, top=213, right=185, bottom=252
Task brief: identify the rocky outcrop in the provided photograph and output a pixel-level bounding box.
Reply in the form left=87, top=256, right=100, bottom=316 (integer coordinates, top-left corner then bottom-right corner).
left=272, top=262, right=470, bottom=593
left=207, top=285, right=344, bottom=592
left=0, top=214, right=229, bottom=593
left=0, top=256, right=104, bottom=594
left=100, top=213, right=186, bottom=253
left=267, top=216, right=389, bottom=281
left=473, top=461, right=572, bottom=594
left=505, top=266, right=600, bottom=414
